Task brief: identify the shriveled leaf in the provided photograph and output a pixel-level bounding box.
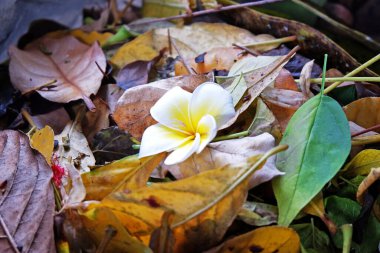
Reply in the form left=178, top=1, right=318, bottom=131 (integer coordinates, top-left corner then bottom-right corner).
left=97, top=83, right=124, bottom=113
left=116, top=60, right=155, bottom=90
left=227, top=55, right=281, bottom=78
left=100, top=146, right=283, bottom=252
left=30, top=125, right=54, bottom=165
left=0, top=130, right=55, bottom=252
left=82, top=154, right=165, bottom=200
left=292, top=223, right=332, bottom=253
left=82, top=97, right=110, bottom=145
left=30, top=106, right=70, bottom=134
left=76, top=205, right=152, bottom=253
left=110, top=31, right=159, bottom=69
left=55, top=120, right=95, bottom=172
left=71, top=29, right=113, bottom=46
left=208, top=226, right=300, bottom=253
left=344, top=97, right=380, bottom=132
left=91, top=126, right=137, bottom=164
left=9, top=35, right=106, bottom=111
left=63, top=162, right=86, bottom=209
left=273, top=93, right=351, bottom=226
left=113, top=74, right=210, bottom=139
left=298, top=60, right=315, bottom=98
left=238, top=201, right=278, bottom=226
left=163, top=133, right=283, bottom=188
left=341, top=149, right=380, bottom=178
left=357, top=167, right=380, bottom=204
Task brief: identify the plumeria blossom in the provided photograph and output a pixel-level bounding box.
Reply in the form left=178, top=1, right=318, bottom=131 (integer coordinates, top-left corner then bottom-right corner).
left=139, top=82, right=236, bottom=165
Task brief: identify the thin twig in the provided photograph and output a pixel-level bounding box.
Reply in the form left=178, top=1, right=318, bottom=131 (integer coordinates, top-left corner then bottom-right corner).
left=0, top=215, right=21, bottom=253
left=134, top=0, right=283, bottom=25
left=232, top=43, right=259, bottom=56
left=296, top=76, right=380, bottom=83
left=167, top=29, right=172, bottom=55
left=242, top=35, right=297, bottom=48
left=21, top=108, right=36, bottom=128
left=351, top=123, right=380, bottom=137
left=169, top=31, right=195, bottom=74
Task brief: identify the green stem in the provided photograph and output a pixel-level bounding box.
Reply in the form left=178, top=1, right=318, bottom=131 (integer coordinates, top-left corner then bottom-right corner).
left=296, top=76, right=380, bottom=84
left=323, top=54, right=380, bottom=94
left=213, top=130, right=249, bottom=142
left=243, top=35, right=297, bottom=48
left=341, top=224, right=353, bottom=253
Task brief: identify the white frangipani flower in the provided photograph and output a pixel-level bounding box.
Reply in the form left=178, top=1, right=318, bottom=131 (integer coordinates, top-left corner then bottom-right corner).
left=139, top=82, right=236, bottom=165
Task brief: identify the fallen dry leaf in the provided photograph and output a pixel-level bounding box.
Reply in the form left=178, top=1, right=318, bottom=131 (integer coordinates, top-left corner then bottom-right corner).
left=206, top=226, right=300, bottom=253
left=298, top=60, right=315, bottom=98
left=162, top=133, right=283, bottom=188
left=97, top=83, right=125, bottom=113
left=0, top=130, right=55, bottom=253
left=116, top=59, right=156, bottom=90
left=113, top=74, right=211, bottom=139
left=344, top=97, right=380, bottom=132
left=238, top=201, right=278, bottom=226
left=30, top=125, right=55, bottom=165
left=82, top=154, right=165, bottom=200
left=30, top=106, right=71, bottom=134
left=70, top=29, right=113, bottom=46
left=9, top=35, right=106, bottom=111
left=357, top=167, right=380, bottom=204
left=62, top=162, right=86, bottom=209
left=342, top=149, right=380, bottom=178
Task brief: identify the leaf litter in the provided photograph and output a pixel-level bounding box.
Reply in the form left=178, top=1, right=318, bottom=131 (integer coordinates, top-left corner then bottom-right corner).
left=1, top=1, right=380, bottom=252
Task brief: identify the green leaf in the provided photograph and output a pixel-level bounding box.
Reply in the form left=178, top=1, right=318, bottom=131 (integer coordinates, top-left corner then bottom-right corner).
left=273, top=93, right=351, bottom=226
left=292, top=223, right=332, bottom=253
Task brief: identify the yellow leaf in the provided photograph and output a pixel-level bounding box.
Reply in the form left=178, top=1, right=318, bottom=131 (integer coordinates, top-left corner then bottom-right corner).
left=110, top=31, right=159, bottom=69
left=30, top=125, right=54, bottom=165
left=210, top=226, right=300, bottom=253
left=82, top=153, right=166, bottom=200
left=70, top=29, right=113, bottom=46
left=341, top=149, right=380, bottom=177
left=303, top=191, right=325, bottom=217
left=100, top=146, right=285, bottom=252
left=142, top=0, right=189, bottom=18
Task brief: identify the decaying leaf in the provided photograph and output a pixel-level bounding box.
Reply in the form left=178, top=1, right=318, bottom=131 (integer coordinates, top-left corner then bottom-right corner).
left=30, top=106, right=71, bottom=134
left=70, top=29, right=113, bottom=46
left=113, top=74, right=211, bottom=139
left=63, top=162, right=86, bottom=209
left=207, top=226, right=300, bottom=253
left=357, top=167, right=380, bottom=204
left=97, top=83, right=125, bottom=113
left=238, top=201, right=278, bottom=226
left=163, top=133, right=283, bottom=189
left=82, top=154, right=165, bottom=200
left=344, top=97, right=380, bottom=131
left=9, top=35, right=106, bottom=111
left=55, top=119, right=95, bottom=172
left=298, top=60, right=315, bottom=99
left=0, top=130, right=55, bottom=253
left=30, top=125, right=54, bottom=165
left=342, top=149, right=380, bottom=178
left=116, top=59, right=156, bottom=90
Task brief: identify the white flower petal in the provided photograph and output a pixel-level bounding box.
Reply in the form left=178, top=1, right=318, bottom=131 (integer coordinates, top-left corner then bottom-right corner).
left=196, top=114, right=217, bottom=153
left=150, top=86, right=193, bottom=134
left=164, top=133, right=201, bottom=165
left=139, top=124, right=192, bottom=158
left=190, top=82, right=236, bottom=129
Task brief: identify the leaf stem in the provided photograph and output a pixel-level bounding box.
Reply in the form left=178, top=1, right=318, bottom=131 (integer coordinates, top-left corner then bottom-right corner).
left=341, top=224, right=353, bottom=253
left=351, top=123, right=380, bottom=137
left=232, top=43, right=259, bottom=56
left=296, top=76, right=380, bottom=84
left=213, top=130, right=249, bottom=142
left=242, top=35, right=297, bottom=48
left=323, top=53, right=380, bottom=94
left=320, top=54, right=328, bottom=94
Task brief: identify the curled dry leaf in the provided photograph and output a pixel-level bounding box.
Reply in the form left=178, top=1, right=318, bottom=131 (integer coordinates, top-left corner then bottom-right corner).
left=357, top=167, right=380, bottom=204
left=238, top=201, right=278, bottom=226
left=206, top=226, right=300, bottom=253
left=30, top=107, right=70, bottom=134
left=113, top=74, right=211, bottom=139
left=95, top=147, right=281, bottom=252
left=0, top=131, right=55, bottom=253
left=30, top=125, right=54, bottom=165
left=342, top=149, right=380, bottom=178
left=344, top=97, right=380, bottom=132
left=162, top=133, right=283, bottom=189
left=62, top=162, right=86, bottom=209
left=9, top=35, right=106, bottom=111
left=298, top=60, right=315, bottom=98
left=97, top=83, right=125, bottom=113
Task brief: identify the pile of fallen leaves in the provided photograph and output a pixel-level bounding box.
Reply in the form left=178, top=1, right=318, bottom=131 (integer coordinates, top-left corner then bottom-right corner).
left=0, top=0, right=380, bottom=252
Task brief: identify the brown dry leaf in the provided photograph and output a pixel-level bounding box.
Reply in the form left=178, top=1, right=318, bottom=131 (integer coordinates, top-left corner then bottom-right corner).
left=206, top=226, right=300, bottom=253
left=55, top=119, right=95, bottom=172
left=344, top=97, right=380, bottom=131
left=97, top=83, right=125, bottom=113
left=82, top=97, right=110, bottom=145
left=113, top=74, right=211, bottom=139
left=222, top=50, right=296, bottom=128
left=357, top=167, right=380, bottom=204
left=100, top=147, right=280, bottom=252
left=9, top=35, right=106, bottom=111
left=70, top=29, right=113, bottom=46
left=238, top=201, right=278, bottom=226
left=62, top=162, right=86, bottom=209
left=30, top=125, right=55, bottom=165
left=163, top=133, right=283, bottom=188
left=30, top=107, right=71, bottom=134
left=298, top=60, right=315, bottom=98
left=110, top=31, right=159, bottom=69
left=153, top=22, right=277, bottom=59
left=73, top=204, right=153, bottom=253
left=82, top=154, right=165, bottom=200
left=0, top=131, right=55, bottom=253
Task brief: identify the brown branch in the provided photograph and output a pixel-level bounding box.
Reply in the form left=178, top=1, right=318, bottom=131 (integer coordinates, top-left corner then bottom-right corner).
left=0, top=215, right=21, bottom=253
left=135, top=0, right=283, bottom=25
left=351, top=123, right=380, bottom=137
left=232, top=43, right=259, bottom=56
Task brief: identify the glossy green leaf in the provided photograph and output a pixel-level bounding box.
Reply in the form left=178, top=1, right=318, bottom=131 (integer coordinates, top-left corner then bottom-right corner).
left=273, top=94, right=351, bottom=226
left=292, top=223, right=332, bottom=253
